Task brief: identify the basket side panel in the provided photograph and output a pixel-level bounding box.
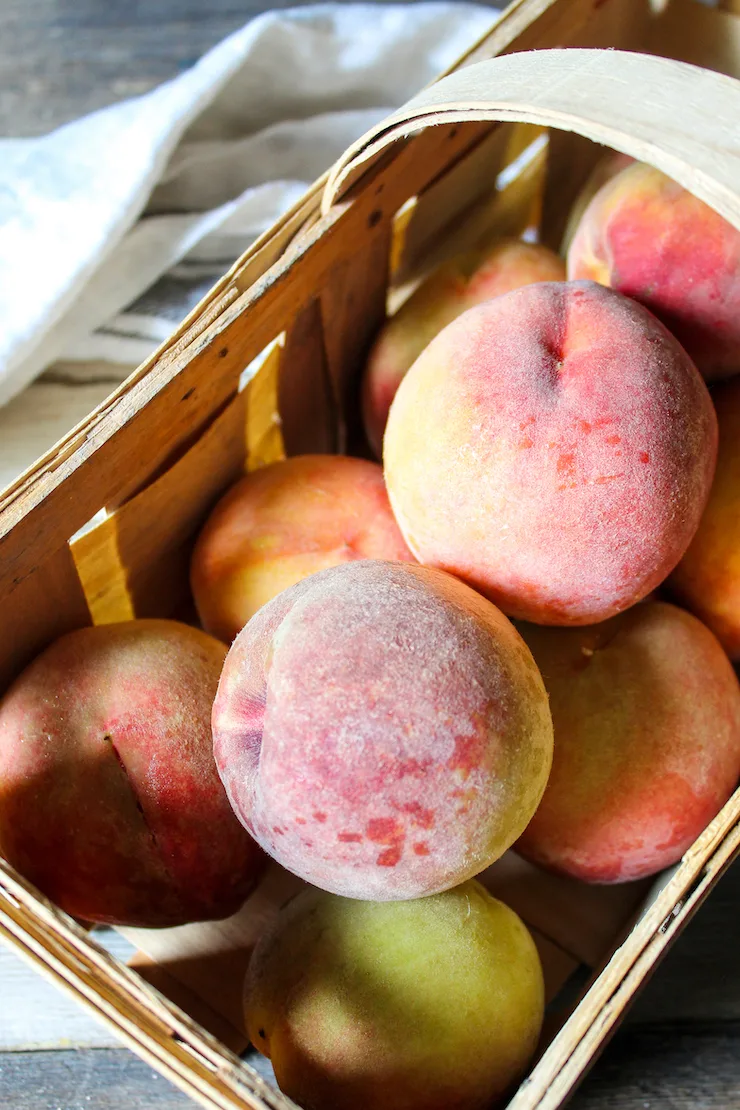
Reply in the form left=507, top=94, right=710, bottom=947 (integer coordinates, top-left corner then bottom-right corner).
left=391, top=121, right=513, bottom=284
left=320, top=223, right=392, bottom=451
left=645, top=0, right=740, bottom=77
left=511, top=791, right=740, bottom=1110
left=278, top=299, right=336, bottom=456
left=0, top=546, right=91, bottom=688
left=390, top=122, right=549, bottom=302
left=455, top=0, right=650, bottom=71
left=112, top=392, right=248, bottom=620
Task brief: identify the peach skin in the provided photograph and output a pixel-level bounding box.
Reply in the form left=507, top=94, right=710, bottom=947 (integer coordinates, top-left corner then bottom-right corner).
left=384, top=280, right=717, bottom=625
left=244, top=882, right=544, bottom=1110
left=568, top=161, right=740, bottom=381
left=671, top=376, right=740, bottom=658
left=517, top=602, right=740, bottom=883
left=191, top=454, right=414, bottom=643
left=561, top=150, right=633, bottom=255
left=0, top=620, right=264, bottom=926
left=363, top=239, right=565, bottom=457
left=213, top=560, right=553, bottom=900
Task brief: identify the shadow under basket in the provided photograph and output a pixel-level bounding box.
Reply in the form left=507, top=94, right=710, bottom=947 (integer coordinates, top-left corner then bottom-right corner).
left=1, top=0, right=740, bottom=1108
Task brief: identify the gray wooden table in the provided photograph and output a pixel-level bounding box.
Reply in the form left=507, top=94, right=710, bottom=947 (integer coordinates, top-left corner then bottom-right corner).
left=1, top=1, right=739, bottom=1107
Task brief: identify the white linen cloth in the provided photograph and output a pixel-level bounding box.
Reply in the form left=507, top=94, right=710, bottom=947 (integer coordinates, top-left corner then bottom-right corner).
left=0, top=3, right=498, bottom=487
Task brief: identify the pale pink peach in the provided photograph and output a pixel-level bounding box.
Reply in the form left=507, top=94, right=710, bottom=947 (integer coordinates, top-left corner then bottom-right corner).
left=384, top=280, right=717, bottom=625
left=213, top=560, right=553, bottom=900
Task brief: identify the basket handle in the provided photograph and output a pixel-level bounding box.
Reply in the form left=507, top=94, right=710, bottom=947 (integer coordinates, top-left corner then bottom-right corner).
left=322, top=48, right=740, bottom=228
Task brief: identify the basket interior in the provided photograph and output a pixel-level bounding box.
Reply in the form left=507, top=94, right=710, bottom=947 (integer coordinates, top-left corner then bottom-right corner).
left=1, top=0, right=740, bottom=1108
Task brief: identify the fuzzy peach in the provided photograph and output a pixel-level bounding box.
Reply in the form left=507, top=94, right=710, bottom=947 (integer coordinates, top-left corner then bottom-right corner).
left=245, top=881, right=544, bottom=1110
left=384, top=280, right=717, bottom=625
left=213, top=560, right=553, bottom=900
left=363, top=240, right=565, bottom=456
left=0, top=620, right=264, bottom=926
left=561, top=150, right=634, bottom=255
left=191, top=454, right=414, bottom=643
left=567, top=161, right=740, bottom=380
left=516, top=602, right=740, bottom=883
left=671, top=377, right=740, bottom=657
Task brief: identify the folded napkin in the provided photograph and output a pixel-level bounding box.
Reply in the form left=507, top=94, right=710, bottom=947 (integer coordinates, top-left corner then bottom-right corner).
left=0, top=2, right=498, bottom=425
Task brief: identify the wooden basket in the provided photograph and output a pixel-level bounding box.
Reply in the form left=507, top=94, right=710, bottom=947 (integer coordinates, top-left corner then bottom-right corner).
left=1, top=1, right=740, bottom=1108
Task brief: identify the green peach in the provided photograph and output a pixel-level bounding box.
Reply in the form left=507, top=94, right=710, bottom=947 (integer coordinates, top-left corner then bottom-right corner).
left=245, top=880, right=544, bottom=1110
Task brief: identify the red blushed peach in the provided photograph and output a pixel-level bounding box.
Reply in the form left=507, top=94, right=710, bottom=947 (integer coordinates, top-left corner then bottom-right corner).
left=562, top=151, right=634, bottom=254
left=671, top=377, right=740, bottom=658
left=0, top=620, right=264, bottom=926
left=191, top=455, right=414, bottom=643
left=384, top=280, right=717, bottom=626
left=363, top=240, right=565, bottom=457
left=516, top=602, right=740, bottom=883
left=568, top=161, right=740, bottom=381
left=213, top=560, right=553, bottom=900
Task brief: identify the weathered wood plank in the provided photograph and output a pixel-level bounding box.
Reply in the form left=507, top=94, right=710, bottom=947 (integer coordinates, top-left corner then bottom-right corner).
left=0, top=1047, right=196, bottom=1108
left=0, top=0, right=503, bottom=137
left=0, top=930, right=135, bottom=1051
left=571, top=1023, right=740, bottom=1109
left=2, top=1027, right=740, bottom=1110
left=0, top=0, right=295, bottom=137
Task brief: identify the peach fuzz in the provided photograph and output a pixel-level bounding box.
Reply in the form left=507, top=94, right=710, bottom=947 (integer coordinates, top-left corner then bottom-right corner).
left=568, top=161, right=740, bottom=381
left=671, top=377, right=740, bottom=658
left=212, top=560, right=553, bottom=900
left=191, top=454, right=414, bottom=643
left=561, top=150, right=633, bottom=255
left=384, top=280, right=717, bottom=626
left=245, top=882, right=544, bottom=1110
left=362, top=239, right=565, bottom=457
left=0, top=620, right=264, bottom=926
left=516, top=602, right=740, bottom=883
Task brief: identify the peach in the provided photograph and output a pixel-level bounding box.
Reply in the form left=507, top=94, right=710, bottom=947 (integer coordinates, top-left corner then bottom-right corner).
left=191, top=454, right=414, bottom=643
left=245, top=881, right=544, bottom=1110
left=561, top=150, right=633, bottom=254
left=567, top=161, right=740, bottom=380
left=213, top=560, right=553, bottom=900
left=671, top=377, right=740, bottom=657
left=384, top=280, right=717, bottom=625
left=0, top=620, right=264, bottom=926
left=363, top=240, right=565, bottom=456
left=516, top=602, right=740, bottom=883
